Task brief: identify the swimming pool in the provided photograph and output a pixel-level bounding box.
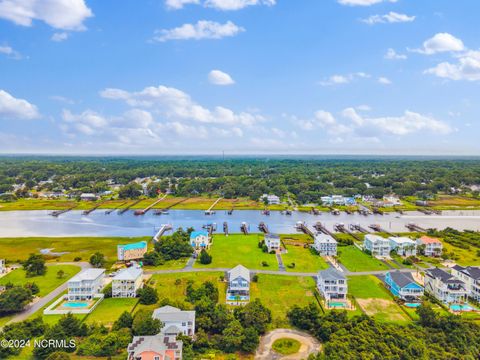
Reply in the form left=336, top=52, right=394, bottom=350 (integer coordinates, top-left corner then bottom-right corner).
left=329, top=302, right=347, bottom=308
left=405, top=303, right=421, bottom=308
left=226, top=296, right=249, bottom=301
left=450, top=304, right=476, bottom=312
left=62, top=301, right=89, bottom=308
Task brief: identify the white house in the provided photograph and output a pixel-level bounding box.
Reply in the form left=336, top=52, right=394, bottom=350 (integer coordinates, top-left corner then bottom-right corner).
left=363, top=234, right=390, bottom=257
left=226, top=265, right=250, bottom=302
left=382, top=195, right=401, bottom=207
left=416, top=236, right=443, bottom=257
left=424, top=268, right=468, bottom=305
left=389, top=237, right=417, bottom=257
left=317, top=267, right=348, bottom=301
left=0, top=259, right=5, bottom=274
left=265, top=233, right=281, bottom=252
left=313, top=234, right=337, bottom=256
left=260, top=194, right=280, bottom=205
left=451, top=265, right=480, bottom=301
left=67, top=268, right=105, bottom=301
left=112, top=267, right=143, bottom=298
left=80, top=193, right=98, bottom=201
left=190, top=230, right=211, bottom=250
left=152, top=305, right=196, bottom=337
left=321, top=195, right=356, bottom=206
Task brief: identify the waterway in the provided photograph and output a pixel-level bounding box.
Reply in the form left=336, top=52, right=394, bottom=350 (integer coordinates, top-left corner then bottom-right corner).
left=0, top=209, right=480, bottom=237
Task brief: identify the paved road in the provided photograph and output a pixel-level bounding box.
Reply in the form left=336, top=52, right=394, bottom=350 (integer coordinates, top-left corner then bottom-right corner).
left=255, top=328, right=321, bottom=360
left=5, top=262, right=91, bottom=325
left=145, top=266, right=420, bottom=277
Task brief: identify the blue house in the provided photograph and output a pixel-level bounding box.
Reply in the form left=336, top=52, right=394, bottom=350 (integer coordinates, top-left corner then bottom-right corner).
left=190, top=230, right=211, bottom=250
left=385, top=271, right=424, bottom=302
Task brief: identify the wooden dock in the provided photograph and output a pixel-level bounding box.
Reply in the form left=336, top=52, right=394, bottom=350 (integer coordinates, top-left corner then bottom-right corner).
left=334, top=223, right=362, bottom=241
left=405, top=223, right=426, bottom=232
left=50, top=205, right=77, bottom=217
left=223, top=222, right=229, bottom=235
left=134, top=194, right=168, bottom=216
left=296, top=221, right=316, bottom=239
left=118, top=199, right=142, bottom=215
left=240, top=222, right=249, bottom=235
left=369, top=224, right=396, bottom=237
left=258, top=222, right=269, bottom=234
left=153, top=224, right=173, bottom=242
left=105, top=201, right=127, bottom=214
left=83, top=200, right=108, bottom=215
left=205, top=197, right=222, bottom=215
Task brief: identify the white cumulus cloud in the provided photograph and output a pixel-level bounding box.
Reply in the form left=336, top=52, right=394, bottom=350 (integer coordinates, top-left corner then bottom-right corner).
left=165, top=0, right=200, bottom=9
left=378, top=77, right=392, bottom=85
left=414, top=33, right=465, bottom=55
left=51, top=32, right=69, bottom=42
left=319, top=72, right=370, bottom=86
left=208, top=70, right=235, bottom=85
left=425, top=50, right=480, bottom=82
left=0, top=44, right=21, bottom=59
left=0, top=90, right=40, bottom=120
left=362, top=12, right=415, bottom=25
left=0, top=0, right=93, bottom=30
left=385, top=48, right=407, bottom=60
left=337, top=0, right=397, bottom=6
left=204, top=0, right=275, bottom=10
left=152, top=20, right=244, bottom=42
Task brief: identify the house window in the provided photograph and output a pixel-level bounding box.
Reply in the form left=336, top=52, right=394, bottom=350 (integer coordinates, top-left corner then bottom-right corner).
left=154, top=357, right=160, bottom=360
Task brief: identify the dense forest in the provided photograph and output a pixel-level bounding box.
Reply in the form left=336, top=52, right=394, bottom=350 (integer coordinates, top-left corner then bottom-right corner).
left=1, top=156, right=480, bottom=203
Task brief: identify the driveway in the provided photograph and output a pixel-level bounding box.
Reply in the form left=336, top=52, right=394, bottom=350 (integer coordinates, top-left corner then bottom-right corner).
left=255, top=328, right=321, bottom=360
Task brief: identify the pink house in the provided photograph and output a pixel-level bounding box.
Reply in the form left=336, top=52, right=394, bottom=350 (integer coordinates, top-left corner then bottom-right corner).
left=127, top=334, right=183, bottom=360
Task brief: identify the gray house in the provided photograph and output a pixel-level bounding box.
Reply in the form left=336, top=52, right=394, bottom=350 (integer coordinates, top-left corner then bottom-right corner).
left=226, top=265, right=250, bottom=302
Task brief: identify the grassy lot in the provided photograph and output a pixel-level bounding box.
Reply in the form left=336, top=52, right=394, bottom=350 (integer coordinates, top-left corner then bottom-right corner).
left=143, top=258, right=188, bottom=271
left=85, top=298, right=139, bottom=326
left=348, top=275, right=410, bottom=324
left=144, top=272, right=226, bottom=307
left=282, top=245, right=329, bottom=273
left=442, top=241, right=480, bottom=266
left=337, top=246, right=389, bottom=272
left=272, top=338, right=301, bottom=355
left=0, top=265, right=80, bottom=296
left=193, top=234, right=278, bottom=270
left=250, top=275, right=317, bottom=327
left=0, top=236, right=151, bottom=264
left=428, top=195, right=480, bottom=210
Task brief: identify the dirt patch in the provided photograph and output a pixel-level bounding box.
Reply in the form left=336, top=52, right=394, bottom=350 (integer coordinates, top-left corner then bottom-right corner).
left=356, top=298, right=405, bottom=321
left=256, top=329, right=321, bottom=360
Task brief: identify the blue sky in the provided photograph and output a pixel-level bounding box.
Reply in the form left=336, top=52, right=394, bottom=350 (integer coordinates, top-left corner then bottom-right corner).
left=0, top=0, right=479, bottom=155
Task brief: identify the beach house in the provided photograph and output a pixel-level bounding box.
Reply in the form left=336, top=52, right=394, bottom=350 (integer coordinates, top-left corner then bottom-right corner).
left=384, top=271, right=424, bottom=302
left=416, top=236, right=443, bottom=257
left=317, top=267, right=348, bottom=301
left=313, top=234, right=338, bottom=256
left=451, top=265, right=480, bottom=301
left=226, top=265, right=250, bottom=302
left=190, top=230, right=211, bottom=250
left=117, top=241, right=148, bottom=261
left=152, top=305, right=196, bottom=337
left=67, top=268, right=105, bottom=301
left=260, top=194, right=280, bottom=205
left=264, top=233, right=281, bottom=252
left=127, top=333, right=183, bottom=360
left=112, top=266, right=143, bottom=298
left=389, top=237, right=417, bottom=257
left=424, top=268, right=468, bottom=304
left=363, top=234, right=390, bottom=257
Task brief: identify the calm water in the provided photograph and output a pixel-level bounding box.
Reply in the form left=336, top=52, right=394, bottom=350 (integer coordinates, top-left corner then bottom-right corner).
left=0, top=209, right=480, bottom=237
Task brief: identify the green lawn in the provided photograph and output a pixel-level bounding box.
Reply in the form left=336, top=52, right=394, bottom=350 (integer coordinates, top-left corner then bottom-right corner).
left=348, top=275, right=410, bottom=324
left=193, top=234, right=278, bottom=270
left=272, top=338, right=301, bottom=355
left=338, top=246, right=389, bottom=272
left=143, top=258, right=188, bottom=271
left=0, top=265, right=80, bottom=296
left=250, top=275, right=317, bottom=327
left=85, top=298, right=139, bottom=326
left=282, top=245, right=329, bottom=273
left=0, top=236, right=151, bottom=264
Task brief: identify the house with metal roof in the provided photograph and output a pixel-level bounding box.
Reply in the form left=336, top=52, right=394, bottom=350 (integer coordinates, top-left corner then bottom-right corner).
left=264, top=233, right=281, bottom=252
left=384, top=270, right=424, bottom=301
left=117, top=241, right=148, bottom=261
left=190, top=230, right=211, bottom=250
left=389, top=237, right=417, bottom=257
left=67, top=268, right=105, bottom=301
left=424, top=268, right=468, bottom=304
left=317, top=267, right=348, bottom=302
left=152, top=305, right=196, bottom=337
left=313, top=234, right=337, bottom=256
left=451, top=265, right=480, bottom=301
left=112, top=266, right=143, bottom=298
left=127, top=333, right=183, bottom=360
left=417, top=236, right=443, bottom=257
left=363, top=234, right=390, bottom=258
left=226, top=265, right=250, bottom=303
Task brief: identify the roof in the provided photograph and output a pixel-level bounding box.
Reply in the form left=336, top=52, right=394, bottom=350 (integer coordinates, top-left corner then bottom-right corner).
left=228, top=265, right=250, bottom=281
left=387, top=271, right=419, bottom=288
left=128, top=334, right=182, bottom=356
left=418, top=236, right=442, bottom=245
left=118, top=241, right=147, bottom=251
left=69, top=268, right=105, bottom=282
left=389, top=236, right=416, bottom=245
left=152, top=305, right=196, bottom=323
left=364, top=234, right=389, bottom=243
left=265, top=233, right=280, bottom=241
left=190, top=230, right=209, bottom=238
left=453, top=265, right=480, bottom=280
left=315, top=234, right=337, bottom=244
left=318, top=267, right=346, bottom=281
left=426, top=268, right=464, bottom=285
left=113, top=266, right=143, bottom=281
